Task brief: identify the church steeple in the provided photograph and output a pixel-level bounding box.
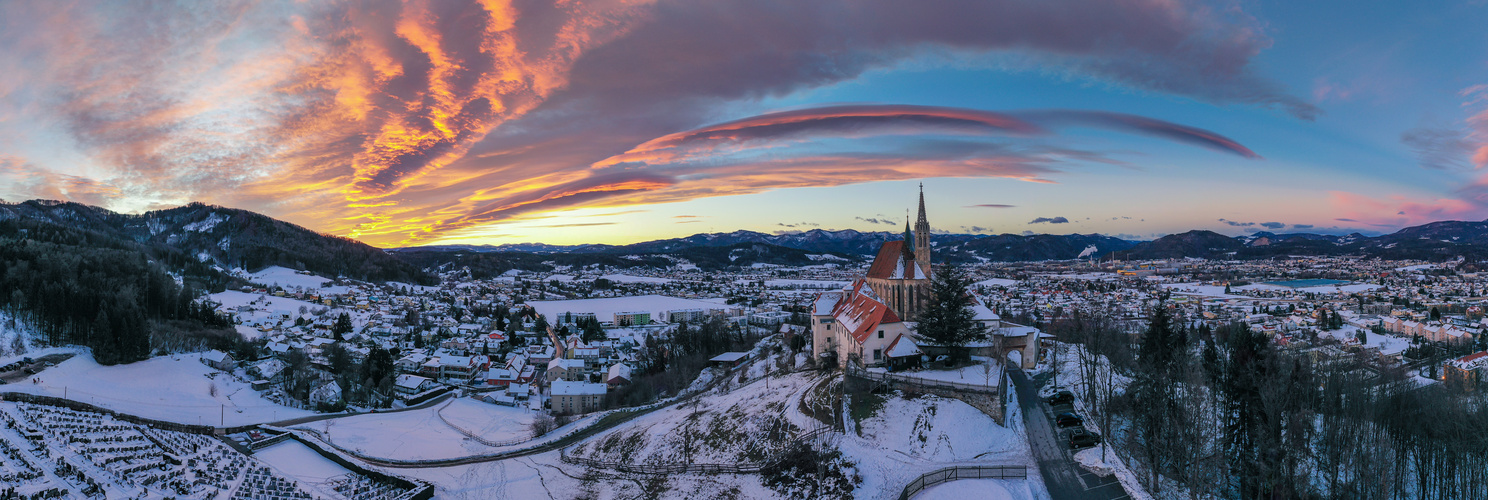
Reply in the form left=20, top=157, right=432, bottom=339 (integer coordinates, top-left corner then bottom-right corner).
left=914, top=183, right=931, bottom=275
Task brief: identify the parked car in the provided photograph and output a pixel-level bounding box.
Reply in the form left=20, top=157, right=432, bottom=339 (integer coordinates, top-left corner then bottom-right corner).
left=1045, top=390, right=1074, bottom=405
left=1068, top=429, right=1102, bottom=449
left=1055, top=412, right=1084, bottom=428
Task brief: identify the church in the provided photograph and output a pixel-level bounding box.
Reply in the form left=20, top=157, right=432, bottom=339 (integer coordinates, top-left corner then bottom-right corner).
left=810, top=185, right=934, bottom=368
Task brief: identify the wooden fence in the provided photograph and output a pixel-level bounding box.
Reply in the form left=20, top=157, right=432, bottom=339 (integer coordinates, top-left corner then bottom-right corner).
left=898, top=465, right=1029, bottom=500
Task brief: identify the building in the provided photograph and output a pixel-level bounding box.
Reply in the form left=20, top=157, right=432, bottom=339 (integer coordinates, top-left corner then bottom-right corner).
left=200, top=350, right=235, bottom=371
left=551, top=380, right=607, bottom=415
left=547, top=358, right=588, bottom=383
left=613, top=311, right=651, bottom=326
left=394, top=374, right=436, bottom=396
left=864, top=185, right=933, bottom=322
left=667, top=308, right=707, bottom=323
left=1445, top=351, right=1488, bottom=391
left=811, top=279, right=913, bottom=368
left=606, top=363, right=632, bottom=388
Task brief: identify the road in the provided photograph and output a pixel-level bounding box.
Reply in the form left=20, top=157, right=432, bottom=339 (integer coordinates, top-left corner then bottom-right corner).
left=1008, top=368, right=1131, bottom=500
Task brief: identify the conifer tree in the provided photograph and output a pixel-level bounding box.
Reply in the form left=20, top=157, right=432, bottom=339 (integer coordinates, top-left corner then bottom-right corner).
left=913, top=264, right=988, bottom=362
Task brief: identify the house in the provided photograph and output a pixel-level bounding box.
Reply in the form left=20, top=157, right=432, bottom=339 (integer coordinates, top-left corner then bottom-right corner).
left=309, top=380, right=343, bottom=407
left=810, top=279, right=912, bottom=368
left=882, top=334, right=922, bottom=371
left=394, top=374, right=436, bottom=396
left=439, top=354, right=490, bottom=384
left=547, top=358, right=587, bottom=383
left=709, top=352, right=751, bottom=369
left=486, top=368, right=518, bottom=387
left=551, top=380, right=607, bottom=415
left=249, top=358, right=288, bottom=383
left=200, top=350, right=235, bottom=371
left=606, top=363, right=632, bottom=388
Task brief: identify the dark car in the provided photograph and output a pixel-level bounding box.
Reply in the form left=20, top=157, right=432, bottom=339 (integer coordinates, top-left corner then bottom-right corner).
left=1045, top=391, right=1074, bottom=405
left=1055, top=412, right=1084, bottom=428
left=1068, top=430, right=1102, bottom=449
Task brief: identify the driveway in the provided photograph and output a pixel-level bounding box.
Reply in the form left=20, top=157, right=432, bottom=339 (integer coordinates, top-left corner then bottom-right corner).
left=1008, top=368, right=1131, bottom=500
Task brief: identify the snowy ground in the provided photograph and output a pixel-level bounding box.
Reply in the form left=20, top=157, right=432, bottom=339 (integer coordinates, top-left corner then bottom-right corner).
left=857, top=394, right=1022, bottom=462
left=295, top=397, right=544, bottom=460
left=871, top=357, right=1004, bottom=386
left=599, top=273, right=674, bottom=284
left=975, top=278, right=1021, bottom=287
left=1161, top=281, right=1381, bottom=299
left=244, top=265, right=353, bottom=295
left=917, top=478, right=1034, bottom=500
left=254, top=439, right=354, bottom=483
left=844, top=387, right=1040, bottom=500
left=567, top=371, right=822, bottom=466
left=0, top=351, right=314, bottom=426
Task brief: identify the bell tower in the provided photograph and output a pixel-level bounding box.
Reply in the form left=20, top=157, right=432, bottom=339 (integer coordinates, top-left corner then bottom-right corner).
left=914, top=183, right=931, bottom=275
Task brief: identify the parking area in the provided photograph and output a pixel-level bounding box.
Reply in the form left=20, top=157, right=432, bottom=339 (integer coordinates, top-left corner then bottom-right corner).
left=0, top=353, right=74, bottom=384
left=1010, top=369, right=1132, bottom=500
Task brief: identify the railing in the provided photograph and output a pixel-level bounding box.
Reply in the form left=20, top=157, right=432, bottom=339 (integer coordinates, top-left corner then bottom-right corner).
left=846, top=364, right=1001, bottom=394
left=898, top=465, right=1029, bottom=500
left=436, top=399, right=532, bottom=448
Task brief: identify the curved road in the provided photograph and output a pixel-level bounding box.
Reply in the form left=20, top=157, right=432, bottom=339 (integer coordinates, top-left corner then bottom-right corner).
left=1008, top=368, right=1131, bottom=500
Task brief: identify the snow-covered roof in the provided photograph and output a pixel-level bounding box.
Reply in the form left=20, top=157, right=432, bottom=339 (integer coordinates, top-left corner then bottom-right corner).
left=607, top=363, right=632, bottom=381
left=709, top=352, right=750, bottom=363
left=551, top=380, right=607, bottom=396
left=395, top=374, right=430, bottom=390
left=884, top=334, right=922, bottom=358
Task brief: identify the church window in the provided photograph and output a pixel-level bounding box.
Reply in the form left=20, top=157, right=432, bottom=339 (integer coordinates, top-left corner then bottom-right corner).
left=877, top=330, right=884, bottom=339
left=873, top=349, right=882, bottom=361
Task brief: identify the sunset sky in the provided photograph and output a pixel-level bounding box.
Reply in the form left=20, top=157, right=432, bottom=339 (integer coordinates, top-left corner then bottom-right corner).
left=2, top=1, right=1486, bottom=247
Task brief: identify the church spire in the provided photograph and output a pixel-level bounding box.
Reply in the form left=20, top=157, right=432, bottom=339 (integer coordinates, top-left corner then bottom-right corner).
left=914, top=182, right=931, bottom=276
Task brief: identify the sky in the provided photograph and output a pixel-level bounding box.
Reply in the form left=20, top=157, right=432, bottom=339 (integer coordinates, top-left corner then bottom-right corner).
left=1, top=0, right=1486, bottom=247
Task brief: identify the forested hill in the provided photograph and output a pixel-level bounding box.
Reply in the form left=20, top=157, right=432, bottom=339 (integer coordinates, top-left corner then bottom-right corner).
left=0, top=218, right=236, bottom=365
left=0, top=200, right=433, bottom=285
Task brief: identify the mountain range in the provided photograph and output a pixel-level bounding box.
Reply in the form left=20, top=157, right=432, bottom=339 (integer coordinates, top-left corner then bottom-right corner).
left=9, top=199, right=1488, bottom=283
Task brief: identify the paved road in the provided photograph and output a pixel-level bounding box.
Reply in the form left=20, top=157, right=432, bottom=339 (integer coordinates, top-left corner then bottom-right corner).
left=1008, top=368, right=1131, bottom=500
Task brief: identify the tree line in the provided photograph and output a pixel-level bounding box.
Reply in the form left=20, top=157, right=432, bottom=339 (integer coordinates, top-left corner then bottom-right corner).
left=1057, top=304, right=1488, bottom=499
left=0, top=230, right=234, bottom=365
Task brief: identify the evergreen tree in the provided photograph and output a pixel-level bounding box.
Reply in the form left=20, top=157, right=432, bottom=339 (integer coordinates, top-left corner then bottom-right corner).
left=332, top=312, right=352, bottom=341
left=912, top=264, right=988, bottom=362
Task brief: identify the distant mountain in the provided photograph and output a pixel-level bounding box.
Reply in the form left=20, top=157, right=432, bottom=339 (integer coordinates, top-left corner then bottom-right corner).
left=403, top=229, right=1139, bottom=264
left=0, top=200, right=433, bottom=285
left=1115, top=230, right=1244, bottom=260
left=1114, top=220, right=1488, bottom=262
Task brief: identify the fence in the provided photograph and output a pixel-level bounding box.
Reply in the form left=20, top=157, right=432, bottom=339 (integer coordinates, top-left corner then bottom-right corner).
left=846, top=364, right=1001, bottom=394
left=0, top=392, right=260, bottom=435
left=898, top=465, right=1029, bottom=500
left=436, top=399, right=532, bottom=448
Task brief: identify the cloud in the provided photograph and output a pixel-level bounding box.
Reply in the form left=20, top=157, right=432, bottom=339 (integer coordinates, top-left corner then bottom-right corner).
left=673, top=215, right=702, bottom=218
left=960, top=225, right=991, bottom=233
left=966, top=204, right=1015, bottom=208
left=1218, top=219, right=1256, bottom=227
left=1029, top=216, right=1069, bottom=224
left=531, top=222, right=617, bottom=228
left=1401, top=126, right=1476, bottom=171
left=1291, top=224, right=1314, bottom=230
left=856, top=216, right=897, bottom=225
left=1334, top=218, right=1357, bottom=222
left=1259, top=222, right=1285, bottom=229
left=0, top=0, right=1304, bottom=245
left=777, top=221, right=821, bottom=228
left=1016, top=110, right=1261, bottom=158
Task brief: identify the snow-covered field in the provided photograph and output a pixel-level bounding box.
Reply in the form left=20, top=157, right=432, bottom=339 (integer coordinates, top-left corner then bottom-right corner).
left=244, top=265, right=352, bottom=294
left=975, top=278, right=1021, bottom=287
left=568, top=371, right=822, bottom=465
left=254, top=439, right=354, bottom=484
left=857, top=394, right=1022, bottom=462
left=871, top=357, right=1004, bottom=386
left=297, top=398, right=540, bottom=460
left=0, top=351, right=313, bottom=426
left=917, top=478, right=1034, bottom=500
left=1162, top=281, right=1382, bottom=299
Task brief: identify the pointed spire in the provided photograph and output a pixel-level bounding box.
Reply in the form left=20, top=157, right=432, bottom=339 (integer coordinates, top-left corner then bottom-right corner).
left=903, top=210, right=913, bottom=243
left=916, top=182, right=928, bottom=226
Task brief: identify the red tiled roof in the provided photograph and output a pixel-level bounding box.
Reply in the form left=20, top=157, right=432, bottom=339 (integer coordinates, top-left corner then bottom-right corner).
left=866, top=241, right=906, bottom=279
left=831, top=279, right=903, bottom=345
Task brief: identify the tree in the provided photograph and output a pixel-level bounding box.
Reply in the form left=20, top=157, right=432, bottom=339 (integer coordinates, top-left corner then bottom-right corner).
left=912, top=264, right=988, bottom=362
left=332, top=312, right=353, bottom=341
left=579, top=317, right=606, bottom=344
left=1431, top=306, right=1442, bottom=321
